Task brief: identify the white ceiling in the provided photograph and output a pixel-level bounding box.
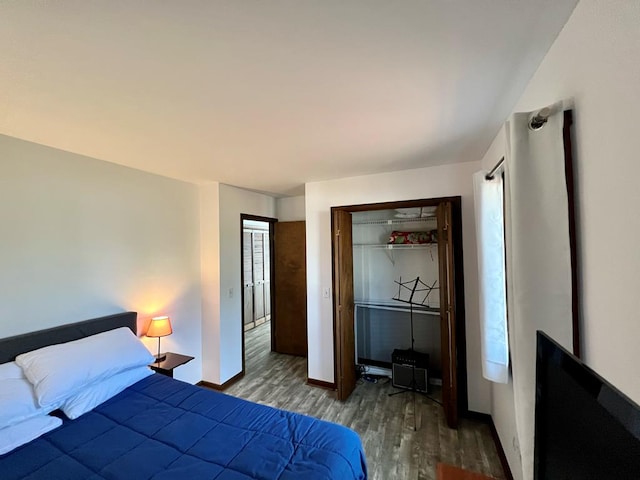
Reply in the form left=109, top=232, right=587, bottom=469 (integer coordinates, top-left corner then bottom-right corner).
left=0, top=1, right=578, bottom=196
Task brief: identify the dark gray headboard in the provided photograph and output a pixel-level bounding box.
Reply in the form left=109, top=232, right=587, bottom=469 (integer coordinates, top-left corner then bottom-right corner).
left=0, top=312, right=137, bottom=364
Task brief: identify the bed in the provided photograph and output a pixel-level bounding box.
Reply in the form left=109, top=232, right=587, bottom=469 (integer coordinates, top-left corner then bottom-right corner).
left=0, top=312, right=367, bottom=480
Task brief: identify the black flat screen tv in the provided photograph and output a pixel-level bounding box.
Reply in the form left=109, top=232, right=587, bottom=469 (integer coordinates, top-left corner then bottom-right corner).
left=535, top=331, right=640, bottom=479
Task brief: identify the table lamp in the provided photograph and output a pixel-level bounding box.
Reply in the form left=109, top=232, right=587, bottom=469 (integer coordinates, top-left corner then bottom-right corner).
left=146, top=315, right=172, bottom=362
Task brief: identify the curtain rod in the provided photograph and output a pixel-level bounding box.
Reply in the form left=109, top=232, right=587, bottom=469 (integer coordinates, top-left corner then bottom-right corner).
left=529, top=107, right=551, bottom=131
left=485, top=107, right=553, bottom=180
left=485, top=157, right=505, bottom=180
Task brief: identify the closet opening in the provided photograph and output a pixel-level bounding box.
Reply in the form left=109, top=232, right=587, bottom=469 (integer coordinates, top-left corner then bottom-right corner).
left=352, top=208, right=441, bottom=379
left=331, top=197, right=467, bottom=428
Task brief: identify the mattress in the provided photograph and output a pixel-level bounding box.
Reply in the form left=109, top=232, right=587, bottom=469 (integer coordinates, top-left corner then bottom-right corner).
left=0, top=374, right=367, bottom=479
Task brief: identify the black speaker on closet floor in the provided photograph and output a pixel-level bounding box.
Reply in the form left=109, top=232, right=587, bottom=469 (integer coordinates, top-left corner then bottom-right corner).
left=391, top=349, right=429, bottom=393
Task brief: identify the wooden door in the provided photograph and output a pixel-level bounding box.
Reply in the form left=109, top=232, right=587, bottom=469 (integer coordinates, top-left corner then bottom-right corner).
left=333, top=209, right=356, bottom=401
left=437, top=201, right=458, bottom=428
left=243, top=231, right=254, bottom=328
left=273, top=221, right=307, bottom=356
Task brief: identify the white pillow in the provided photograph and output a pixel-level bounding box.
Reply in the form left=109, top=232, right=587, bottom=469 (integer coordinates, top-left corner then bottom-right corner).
left=0, top=361, right=25, bottom=380
left=0, top=415, right=62, bottom=455
left=0, top=378, right=59, bottom=429
left=15, top=327, right=154, bottom=407
left=62, top=366, right=153, bottom=419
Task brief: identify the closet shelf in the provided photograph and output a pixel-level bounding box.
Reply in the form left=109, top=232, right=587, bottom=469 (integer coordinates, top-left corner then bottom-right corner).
left=352, top=217, right=436, bottom=226
left=353, top=243, right=436, bottom=250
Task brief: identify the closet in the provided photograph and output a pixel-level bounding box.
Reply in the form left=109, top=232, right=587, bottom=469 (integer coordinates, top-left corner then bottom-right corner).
left=352, top=207, right=441, bottom=377
left=332, top=197, right=466, bottom=428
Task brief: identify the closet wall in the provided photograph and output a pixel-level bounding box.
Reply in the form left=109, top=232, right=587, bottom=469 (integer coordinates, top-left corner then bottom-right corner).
left=352, top=208, right=442, bottom=377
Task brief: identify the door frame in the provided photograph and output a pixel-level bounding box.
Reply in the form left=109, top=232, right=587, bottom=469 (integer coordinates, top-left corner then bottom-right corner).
left=330, top=197, right=468, bottom=421
left=240, top=214, right=278, bottom=376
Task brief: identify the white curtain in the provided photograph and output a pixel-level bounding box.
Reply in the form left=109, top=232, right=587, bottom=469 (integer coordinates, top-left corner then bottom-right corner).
left=504, top=101, right=574, bottom=480
left=473, top=171, right=509, bottom=384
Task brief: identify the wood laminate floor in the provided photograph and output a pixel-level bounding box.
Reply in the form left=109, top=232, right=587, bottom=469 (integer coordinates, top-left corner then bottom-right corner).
left=222, top=323, right=506, bottom=480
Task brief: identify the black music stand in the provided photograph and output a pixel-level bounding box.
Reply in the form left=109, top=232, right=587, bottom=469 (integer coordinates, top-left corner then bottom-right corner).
left=388, top=276, right=438, bottom=431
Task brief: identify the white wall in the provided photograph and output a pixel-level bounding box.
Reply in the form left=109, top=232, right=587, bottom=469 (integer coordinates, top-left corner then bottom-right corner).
left=276, top=195, right=306, bottom=221
left=216, top=184, right=276, bottom=383
left=200, top=182, right=221, bottom=383
left=305, top=160, right=490, bottom=413
left=480, top=2, right=640, bottom=477
left=0, top=134, right=202, bottom=383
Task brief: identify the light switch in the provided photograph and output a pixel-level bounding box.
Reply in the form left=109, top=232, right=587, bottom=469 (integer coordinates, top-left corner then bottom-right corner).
left=323, top=287, right=331, bottom=298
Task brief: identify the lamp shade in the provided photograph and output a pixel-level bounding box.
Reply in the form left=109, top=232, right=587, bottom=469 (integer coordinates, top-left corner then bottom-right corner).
left=147, top=316, right=172, bottom=338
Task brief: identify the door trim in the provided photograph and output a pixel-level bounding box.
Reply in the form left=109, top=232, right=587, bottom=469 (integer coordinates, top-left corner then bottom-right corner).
left=240, top=214, right=277, bottom=376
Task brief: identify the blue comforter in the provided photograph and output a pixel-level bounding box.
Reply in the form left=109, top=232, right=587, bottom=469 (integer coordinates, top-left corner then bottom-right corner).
left=0, top=374, right=367, bottom=479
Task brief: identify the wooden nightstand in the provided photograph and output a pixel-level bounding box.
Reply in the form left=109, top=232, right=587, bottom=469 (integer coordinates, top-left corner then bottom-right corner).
left=149, top=352, right=194, bottom=378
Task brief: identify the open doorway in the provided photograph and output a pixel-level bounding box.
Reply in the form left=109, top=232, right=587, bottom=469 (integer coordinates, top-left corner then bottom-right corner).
left=241, top=215, right=276, bottom=374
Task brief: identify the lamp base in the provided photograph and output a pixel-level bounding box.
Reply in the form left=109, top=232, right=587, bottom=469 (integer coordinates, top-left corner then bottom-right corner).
left=153, top=353, right=166, bottom=363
